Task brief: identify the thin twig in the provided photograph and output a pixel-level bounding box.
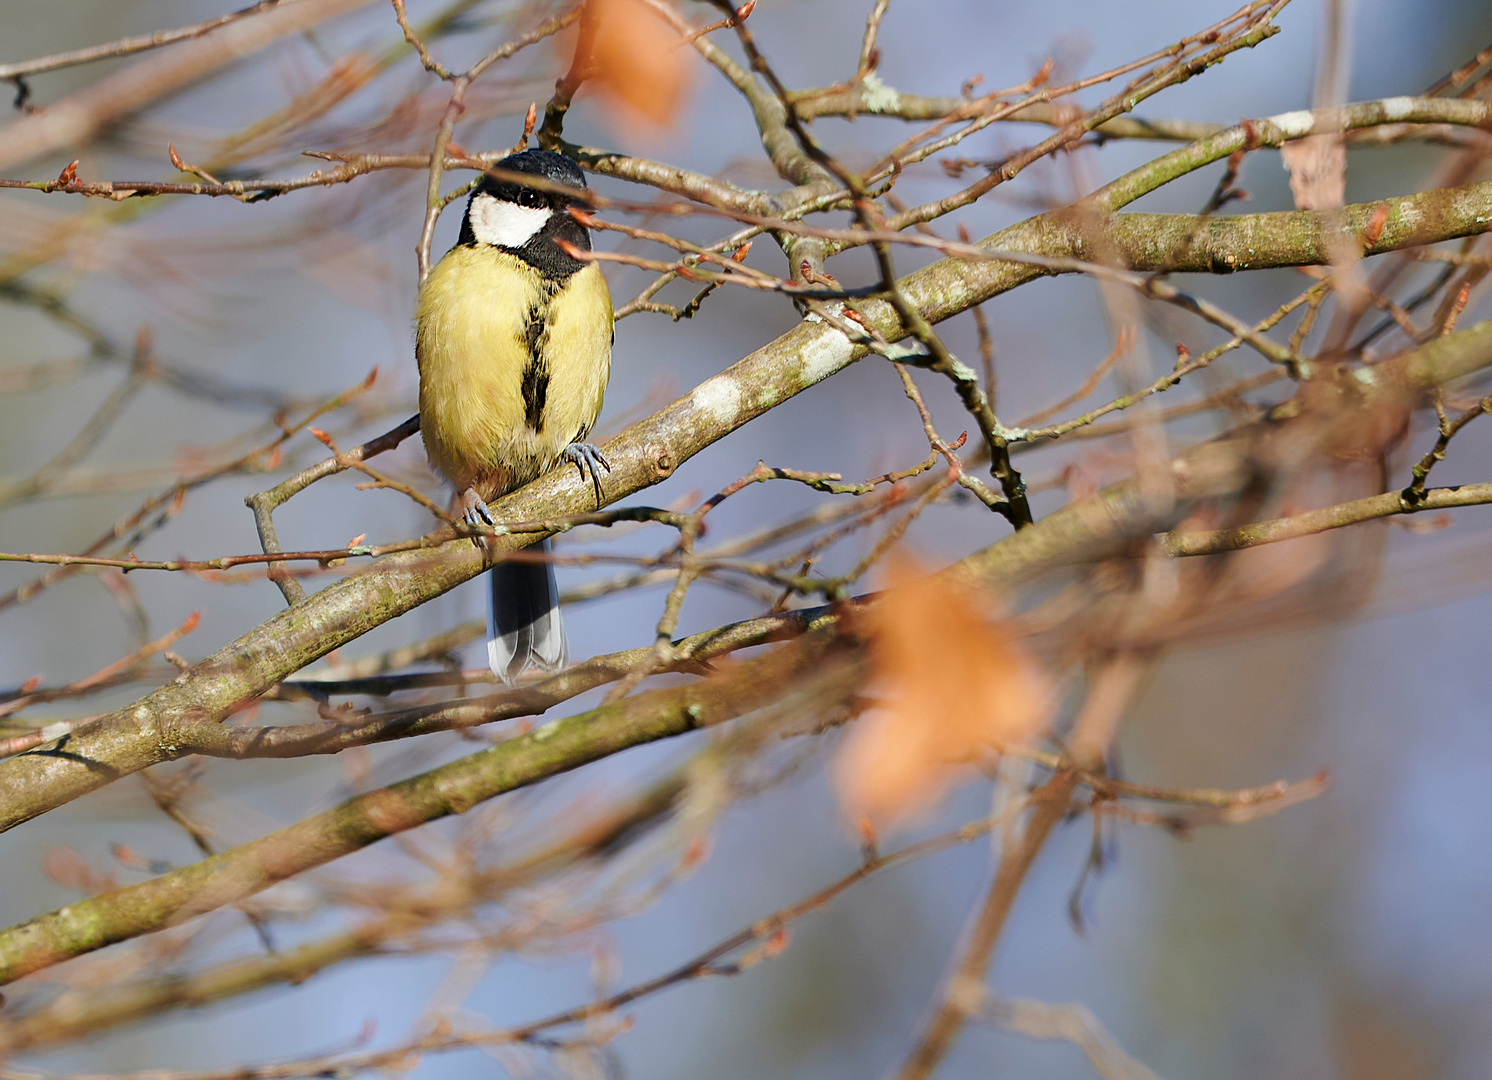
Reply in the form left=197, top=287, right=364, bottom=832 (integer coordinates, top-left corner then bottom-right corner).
left=0, top=1, right=285, bottom=80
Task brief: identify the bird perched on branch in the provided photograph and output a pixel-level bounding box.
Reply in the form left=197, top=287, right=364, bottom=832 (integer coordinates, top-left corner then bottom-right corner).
left=416, top=149, right=613, bottom=683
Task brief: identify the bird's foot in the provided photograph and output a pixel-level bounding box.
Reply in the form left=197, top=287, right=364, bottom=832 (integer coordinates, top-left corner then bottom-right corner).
left=562, top=442, right=611, bottom=506
left=457, top=488, right=495, bottom=531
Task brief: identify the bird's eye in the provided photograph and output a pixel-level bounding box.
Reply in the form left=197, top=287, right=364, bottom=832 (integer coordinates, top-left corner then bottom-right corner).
left=517, top=189, right=544, bottom=208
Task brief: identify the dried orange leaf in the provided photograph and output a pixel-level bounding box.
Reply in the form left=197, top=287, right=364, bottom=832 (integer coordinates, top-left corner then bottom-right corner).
left=834, top=554, right=1054, bottom=832
left=584, top=0, right=691, bottom=129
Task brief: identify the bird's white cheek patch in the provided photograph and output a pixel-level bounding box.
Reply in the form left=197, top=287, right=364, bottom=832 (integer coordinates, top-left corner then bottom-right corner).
left=469, top=194, right=552, bottom=248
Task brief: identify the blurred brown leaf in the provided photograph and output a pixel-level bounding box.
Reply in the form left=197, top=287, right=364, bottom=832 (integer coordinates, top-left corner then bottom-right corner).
left=584, top=0, right=692, bottom=128
left=834, top=555, right=1055, bottom=832
left=1281, top=134, right=1345, bottom=210
left=43, top=847, right=117, bottom=895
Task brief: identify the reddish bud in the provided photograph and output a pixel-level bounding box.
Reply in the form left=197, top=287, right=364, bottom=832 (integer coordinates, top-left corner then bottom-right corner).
left=681, top=833, right=712, bottom=871
left=110, top=843, right=148, bottom=869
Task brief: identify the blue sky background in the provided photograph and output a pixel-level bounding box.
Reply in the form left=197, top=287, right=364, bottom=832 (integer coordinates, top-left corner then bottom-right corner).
left=3, top=1, right=1492, bottom=1077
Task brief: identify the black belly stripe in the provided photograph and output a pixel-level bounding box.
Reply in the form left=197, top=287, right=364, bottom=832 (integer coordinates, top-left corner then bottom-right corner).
left=524, top=309, right=544, bottom=356
left=521, top=362, right=548, bottom=433
left=521, top=303, right=548, bottom=433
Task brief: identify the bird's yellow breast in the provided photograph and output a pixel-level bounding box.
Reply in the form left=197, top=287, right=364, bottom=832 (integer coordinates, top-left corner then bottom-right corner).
left=416, top=246, right=612, bottom=499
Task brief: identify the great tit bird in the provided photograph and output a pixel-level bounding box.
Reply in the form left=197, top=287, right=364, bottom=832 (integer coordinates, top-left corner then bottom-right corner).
left=416, top=149, right=613, bottom=684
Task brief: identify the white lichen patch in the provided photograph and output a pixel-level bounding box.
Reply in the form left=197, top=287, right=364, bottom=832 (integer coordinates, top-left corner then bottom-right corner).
left=948, top=358, right=980, bottom=384
left=690, top=376, right=742, bottom=425
left=1267, top=109, right=1316, bottom=139
left=800, top=324, right=855, bottom=385
left=861, top=72, right=901, bottom=114
left=1352, top=366, right=1377, bottom=387
left=1380, top=96, right=1418, bottom=122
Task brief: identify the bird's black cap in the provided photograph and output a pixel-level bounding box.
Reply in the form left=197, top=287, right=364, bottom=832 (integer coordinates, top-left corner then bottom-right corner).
left=473, top=149, right=588, bottom=204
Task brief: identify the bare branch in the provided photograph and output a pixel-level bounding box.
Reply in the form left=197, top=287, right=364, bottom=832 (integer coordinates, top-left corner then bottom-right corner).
left=1166, top=482, right=1492, bottom=555
left=0, top=1, right=287, bottom=81
left=0, top=0, right=381, bottom=173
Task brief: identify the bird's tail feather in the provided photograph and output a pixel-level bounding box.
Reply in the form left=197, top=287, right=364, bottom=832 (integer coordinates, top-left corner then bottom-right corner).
left=487, top=537, right=567, bottom=684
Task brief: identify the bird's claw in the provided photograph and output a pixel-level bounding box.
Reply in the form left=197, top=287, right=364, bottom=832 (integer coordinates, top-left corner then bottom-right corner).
left=562, top=441, right=611, bottom=506
left=458, top=488, right=495, bottom=531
